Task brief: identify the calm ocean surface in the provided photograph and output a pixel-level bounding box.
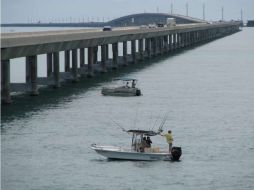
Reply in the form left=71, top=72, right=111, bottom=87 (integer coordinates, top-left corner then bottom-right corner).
left=1, top=27, right=254, bottom=190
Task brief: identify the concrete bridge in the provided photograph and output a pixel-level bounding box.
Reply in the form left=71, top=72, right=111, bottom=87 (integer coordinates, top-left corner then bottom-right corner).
left=1, top=21, right=241, bottom=104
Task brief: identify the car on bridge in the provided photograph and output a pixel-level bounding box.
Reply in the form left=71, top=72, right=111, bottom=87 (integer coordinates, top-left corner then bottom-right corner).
left=103, top=26, right=112, bottom=31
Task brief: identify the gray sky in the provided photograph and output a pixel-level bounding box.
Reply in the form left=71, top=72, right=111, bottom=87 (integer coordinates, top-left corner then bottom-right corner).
left=1, top=0, right=254, bottom=23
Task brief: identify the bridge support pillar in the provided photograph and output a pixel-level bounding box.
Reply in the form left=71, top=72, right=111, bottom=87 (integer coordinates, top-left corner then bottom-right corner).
left=177, top=34, right=181, bottom=49
left=123, top=41, right=128, bottom=66
left=191, top=32, right=195, bottom=45
left=80, top=48, right=85, bottom=68
left=168, top=34, right=172, bottom=51
left=105, top=45, right=109, bottom=60
left=72, top=49, right=78, bottom=82
left=163, top=35, right=168, bottom=53
left=138, top=39, right=144, bottom=61
left=112, top=43, right=118, bottom=69
left=64, top=50, right=70, bottom=72
left=180, top=33, right=184, bottom=48
left=93, top=46, right=98, bottom=64
left=53, top=52, right=60, bottom=88
left=145, top=38, right=151, bottom=59
left=173, top=34, right=177, bottom=50
left=159, top=36, right=163, bottom=55
left=26, top=55, right=39, bottom=95
left=131, top=40, right=136, bottom=63
left=47, top=53, right=53, bottom=77
left=101, top=44, right=107, bottom=73
left=187, top=32, right=191, bottom=46
left=1, top=60, right=11, bottom=104
left=193, top=32, right=197, bottom=44
left=151, top=38, right=156, bottom=57
left=88, top=47, right=94, bottom=77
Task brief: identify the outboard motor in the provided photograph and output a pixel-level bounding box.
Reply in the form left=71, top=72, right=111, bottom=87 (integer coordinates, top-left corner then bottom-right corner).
left=136, top=89, right=141, bottom=96
left=171, top=147, right=182, bottom=161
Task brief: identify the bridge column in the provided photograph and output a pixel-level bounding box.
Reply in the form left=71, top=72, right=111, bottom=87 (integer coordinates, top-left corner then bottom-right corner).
left=88, top=47, right=94, bottom=77
left=105, top=45, right=109, bottom=60
left=209, top=30, right=212, bottom=40
left=173, top=34, right=177, bottom=50
left=93, top=46, right=98, bottom=64
left=180, top=33, right=184, bottom=48
left=47, top=53, right=53, bottom=77
left=190, top=32, right=193, bottom=46
left=53, top=52, right=60, bottom=88
left=151, top=38, right=156, bottom=57
left=177, top=34, right=181, bottom=49
left=187, top=32, right=191, bottom=46
left=138, top=39, right=144, bottom=61
left=123, top=41, right=128, bottom=66
left=193, top=32, right=197, bottom=44
left=80, top=48, right=85, bottom=68
left=169, top=34, right=172, bottom=51
left=159, top=36, right=163, bottom=55
left=202, top=31, right=205, bottom=41
left=182, top=33, right=186, bottom=48
left=64, top=50, right=70, bottom=72
left=198, top=31, right=201, bottom=42
left=112, top=43, right=118, bottom=69
left=101, top=44, right=107, bottom=73
left=131, top=40, right=136, bottom=63
left=1, top=60, right=11, bottom=104
left=163, top=35, right=168, bottom=53
left=145, top=38, right=151, bottom=59
left=72, top=49, right=78, bottom=82
left=26, top=55, right=39, bottom=95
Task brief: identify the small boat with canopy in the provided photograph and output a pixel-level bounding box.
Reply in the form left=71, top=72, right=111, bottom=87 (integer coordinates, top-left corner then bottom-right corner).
left=91, top=128, right=182, bottom=161
left=101, top=78, right=141, bottom=96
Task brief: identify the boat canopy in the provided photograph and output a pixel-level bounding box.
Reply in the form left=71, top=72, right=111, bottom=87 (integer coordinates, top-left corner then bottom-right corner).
left=113, top=78, right=138, bottom=82
left=127, top=129, right=159, bottom=136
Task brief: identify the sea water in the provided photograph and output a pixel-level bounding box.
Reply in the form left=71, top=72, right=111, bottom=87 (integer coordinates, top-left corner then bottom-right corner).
left=1, top=27, right=254, bottom=190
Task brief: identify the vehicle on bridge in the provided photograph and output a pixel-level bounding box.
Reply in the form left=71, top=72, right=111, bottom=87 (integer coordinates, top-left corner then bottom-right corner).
left=166, top=18, right=176, bottom=27
left=101, top=78, right=141, bottom=96
left=157, top=22, right=165, bottom=27
left=103, top=26, right=112, bottom=31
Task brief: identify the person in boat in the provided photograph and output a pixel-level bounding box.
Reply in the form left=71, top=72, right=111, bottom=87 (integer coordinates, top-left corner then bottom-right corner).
left=146, top=136, right=152, bottom=148
left=161, top=130, right=173, bottom=152
left=125, top=82, right=130, bottom=88
left=140, top=137, right=148, bottom=152
left=131, top=80, right=136, bottom=88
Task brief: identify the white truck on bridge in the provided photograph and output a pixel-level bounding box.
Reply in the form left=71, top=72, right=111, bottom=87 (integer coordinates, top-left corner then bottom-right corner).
left=166, top=18, right=176, bottom=27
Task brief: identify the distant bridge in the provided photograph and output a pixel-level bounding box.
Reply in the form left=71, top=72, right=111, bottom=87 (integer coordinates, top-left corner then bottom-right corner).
left=108, top=13, right=206, bottom=26
left=1, top=13, right=206, bottom=28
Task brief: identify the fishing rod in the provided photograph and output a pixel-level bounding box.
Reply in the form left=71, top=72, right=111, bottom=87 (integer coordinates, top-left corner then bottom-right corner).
left=110, top=119, right=127, bottom=132
left=157, top=112, right=169, bottom=133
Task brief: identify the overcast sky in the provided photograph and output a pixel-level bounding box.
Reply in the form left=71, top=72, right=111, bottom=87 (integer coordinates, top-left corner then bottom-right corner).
left=1, top=0, right=254, bottom=23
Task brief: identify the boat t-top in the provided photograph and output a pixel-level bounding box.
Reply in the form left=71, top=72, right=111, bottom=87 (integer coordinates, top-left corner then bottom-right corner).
left=101, top=78, right=141, bottom=96
left=91, top=129, right=182, bottom=161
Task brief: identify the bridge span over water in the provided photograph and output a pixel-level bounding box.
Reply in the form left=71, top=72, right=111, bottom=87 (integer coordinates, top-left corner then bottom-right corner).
left=1, top=22, right=241, bottom=104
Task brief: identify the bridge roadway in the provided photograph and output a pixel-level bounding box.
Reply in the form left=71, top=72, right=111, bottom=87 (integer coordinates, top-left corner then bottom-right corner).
left=1, top=22, right=241, bottom=103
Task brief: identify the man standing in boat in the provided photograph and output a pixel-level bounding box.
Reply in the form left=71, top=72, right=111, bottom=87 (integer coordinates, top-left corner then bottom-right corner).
left=161, top=130, right=173, bottom=152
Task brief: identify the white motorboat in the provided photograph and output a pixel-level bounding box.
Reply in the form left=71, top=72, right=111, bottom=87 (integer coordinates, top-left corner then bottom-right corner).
left=91, top=129, right=182, bottom=161
left=101, top=78, right=141, bottom=96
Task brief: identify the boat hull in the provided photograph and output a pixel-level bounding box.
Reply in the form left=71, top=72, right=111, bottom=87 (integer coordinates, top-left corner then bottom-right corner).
left=91, top=145, right=171, bottom=161
left=101, top=87, right=141, bottom=96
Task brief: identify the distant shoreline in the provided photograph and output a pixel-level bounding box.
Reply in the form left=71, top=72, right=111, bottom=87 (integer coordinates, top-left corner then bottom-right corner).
left=1, top=23, right=104, bottom=27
